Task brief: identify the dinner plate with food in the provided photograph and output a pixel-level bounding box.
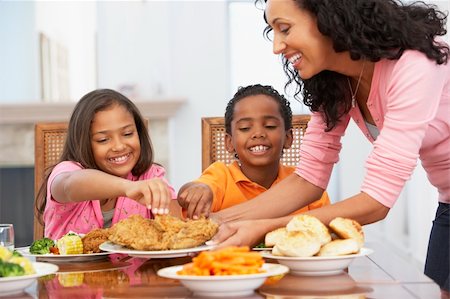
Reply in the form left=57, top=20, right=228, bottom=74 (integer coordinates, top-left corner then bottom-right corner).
left=260, top=215, right=373, bottom=276
left=99, top=242, right=215, bottom=258
left=18, top=228, right=112, bottom=263
left=99, top=214, right=219, bottom=258
left=0, top=245, right=59, bottom=296
left=157, top=246, right=289, bottom=297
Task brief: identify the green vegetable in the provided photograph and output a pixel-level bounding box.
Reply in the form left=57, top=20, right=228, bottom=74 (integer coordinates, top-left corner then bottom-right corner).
left=12, top=250, right=23, bottom=257
left=30, top=237, right=55, bottom=254
left=0, top=260, right=25, bottom=277
left=254, top=242, right=267, bottom=248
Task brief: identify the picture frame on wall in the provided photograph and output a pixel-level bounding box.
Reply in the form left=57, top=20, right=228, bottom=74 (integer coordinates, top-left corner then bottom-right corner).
left=39, top=32, right=70, bottom=102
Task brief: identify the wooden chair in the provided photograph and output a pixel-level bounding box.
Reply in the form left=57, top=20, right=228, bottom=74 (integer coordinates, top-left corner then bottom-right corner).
left=34, top=122, right=68, bottom=240
left=201, top=114, right=311, bottom=171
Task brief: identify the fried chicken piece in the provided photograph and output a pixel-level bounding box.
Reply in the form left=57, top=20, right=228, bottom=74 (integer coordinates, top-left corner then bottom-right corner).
left=82, top=228, right=111, bottom=253
left=153, top=214, right=186, bottom=234
left=108, top=214, right=218, bottom=251
left=109, top=215, right=166, bottom=250
left=168, top=217, right=219, bottom=249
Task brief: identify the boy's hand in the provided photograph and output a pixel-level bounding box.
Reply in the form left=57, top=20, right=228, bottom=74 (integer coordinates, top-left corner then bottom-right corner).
left=125, top=178, right=172, bottom=215
left=177, top=183, right=213, bottom=219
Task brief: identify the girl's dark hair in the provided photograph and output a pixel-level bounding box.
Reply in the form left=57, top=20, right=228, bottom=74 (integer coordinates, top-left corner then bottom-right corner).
left=35, top=88, right=154, bottom=224
left=225, top=84, right=293, bottom=134
left=261, top=0, right=449, bottom=131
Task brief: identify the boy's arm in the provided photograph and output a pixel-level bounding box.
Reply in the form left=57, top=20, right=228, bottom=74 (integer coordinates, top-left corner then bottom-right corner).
left=177, top=182, right=213, bottom=219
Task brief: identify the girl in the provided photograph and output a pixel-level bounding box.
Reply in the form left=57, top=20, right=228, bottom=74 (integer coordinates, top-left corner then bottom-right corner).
left=35, top=89, right=176, bottom=239
left=178, top=84, right=329, bottom=219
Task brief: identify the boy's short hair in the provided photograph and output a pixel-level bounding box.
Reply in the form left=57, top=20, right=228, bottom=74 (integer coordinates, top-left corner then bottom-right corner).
left=225, top=84, right=292, bottom=134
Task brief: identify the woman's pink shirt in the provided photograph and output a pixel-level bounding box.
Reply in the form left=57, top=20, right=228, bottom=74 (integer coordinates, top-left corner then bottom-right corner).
left=296, top=50, right=450, bottom=208
left=43, top=161, right=176, bottom=239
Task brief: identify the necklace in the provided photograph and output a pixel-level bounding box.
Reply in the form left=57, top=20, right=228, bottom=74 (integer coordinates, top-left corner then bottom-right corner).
left=347, top=61, right=366, bottom=108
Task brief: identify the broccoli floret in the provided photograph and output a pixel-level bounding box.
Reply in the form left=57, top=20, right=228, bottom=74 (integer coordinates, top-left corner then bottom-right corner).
left=12, top=250, right=23, bottom=257
left=30, top=238, right=55, bottom=255
left=254, top=242, right=267, bottom=248
left=0, top=260, right=25, bottom=277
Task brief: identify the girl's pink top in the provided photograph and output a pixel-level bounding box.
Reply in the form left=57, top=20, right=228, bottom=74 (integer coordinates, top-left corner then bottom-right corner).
left=296, top=49, right=450, bottom=208
left=44, top=161, right=176, bottom=239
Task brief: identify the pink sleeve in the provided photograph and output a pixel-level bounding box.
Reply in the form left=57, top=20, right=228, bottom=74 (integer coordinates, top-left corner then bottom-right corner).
left=295, top=112, right=349, bottom=189
left=361, top=52, right=447, bottom=208
left=47, top=161, right=83, bottom=203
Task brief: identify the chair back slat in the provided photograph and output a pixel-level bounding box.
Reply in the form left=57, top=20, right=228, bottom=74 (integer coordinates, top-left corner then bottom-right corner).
left=34, top=122, right=68, bottom=240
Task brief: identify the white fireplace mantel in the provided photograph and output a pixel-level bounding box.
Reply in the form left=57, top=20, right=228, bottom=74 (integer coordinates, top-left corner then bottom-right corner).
left=0, top=98, right=186, bottom=124
left=0, top=99, right=186, bottom=167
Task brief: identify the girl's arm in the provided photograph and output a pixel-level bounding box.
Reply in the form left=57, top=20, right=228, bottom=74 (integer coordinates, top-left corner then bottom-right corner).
left=51, top=169, right=172, bottom=213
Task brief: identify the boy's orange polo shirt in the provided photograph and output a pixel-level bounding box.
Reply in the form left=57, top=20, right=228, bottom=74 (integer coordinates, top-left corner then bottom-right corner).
left=195, top=161, right=330, bottom=213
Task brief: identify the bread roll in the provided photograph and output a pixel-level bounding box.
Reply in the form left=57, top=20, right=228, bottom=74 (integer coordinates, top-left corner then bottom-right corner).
left=317, top=238, right=360, bottom=256
left=329, top=217, right=365, bottom=249
left=272, top=231, right=321, bottom=257
left=286, top=215, right=332, bottom=245
left=265, top=227, right=287, bottom=247
left=271, top=245, right=283, bottom=256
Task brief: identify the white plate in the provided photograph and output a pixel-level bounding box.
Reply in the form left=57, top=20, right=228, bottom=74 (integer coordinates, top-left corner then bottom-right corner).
left=99, top=241, right=215, bottom=258
left=0, top=262, right=58, bottom=296
left=261, top=247, right=373, bottom=276
left=252, top=247, right=273, bottom=251
left=157, top=263, right=289, bottom=297
left=18, top=247, right=111, bottom=263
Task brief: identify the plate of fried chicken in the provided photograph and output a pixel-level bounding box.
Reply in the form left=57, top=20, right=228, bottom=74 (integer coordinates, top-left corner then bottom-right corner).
left=99, top=214, right=219, bottom=258
left=100, top=242, right=215, bottom=258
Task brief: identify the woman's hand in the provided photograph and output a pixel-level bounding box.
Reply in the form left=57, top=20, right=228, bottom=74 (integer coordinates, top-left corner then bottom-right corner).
left=125, top=178, right=172, bottom=215
left=209, top=219, right=271, bottom=249
left=177, top=182, right=213, bottom=219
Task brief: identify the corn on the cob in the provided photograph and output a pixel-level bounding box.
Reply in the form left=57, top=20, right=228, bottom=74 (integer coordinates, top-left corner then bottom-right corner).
left=58, top=273, right=84, bottom=287
left=8, top=256, right=35, bottom=274
left=0, top=246, right=12, bottom=261
left=57, top=234, right=83, bottom=255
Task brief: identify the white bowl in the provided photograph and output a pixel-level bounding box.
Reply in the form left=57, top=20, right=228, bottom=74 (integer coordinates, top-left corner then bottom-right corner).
left=157, top=263, right=289, bottom=297
left=0, top=262, right=59, bottom=296
left=261, top=247, right=373, bottom=276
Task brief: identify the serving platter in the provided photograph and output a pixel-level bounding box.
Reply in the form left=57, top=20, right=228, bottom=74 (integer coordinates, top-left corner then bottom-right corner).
left=99, top=241, right=215, bottom=258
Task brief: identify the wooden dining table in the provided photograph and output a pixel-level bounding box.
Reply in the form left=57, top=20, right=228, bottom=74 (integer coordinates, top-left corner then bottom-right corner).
left=12, top=241, right=443, bottom=299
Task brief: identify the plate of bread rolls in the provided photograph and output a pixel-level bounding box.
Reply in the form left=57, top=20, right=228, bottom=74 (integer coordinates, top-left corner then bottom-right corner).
left=260, top=215, right=373, bottom=276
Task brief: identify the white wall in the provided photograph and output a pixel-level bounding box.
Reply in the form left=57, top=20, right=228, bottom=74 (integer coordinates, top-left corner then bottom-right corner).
left=0, top=1, right=96, bottom=103
left=96, top=1, right=229, bottom=189
left=36, top=1, right=97, bottom=102
left=97, top=1, right=171, bottom=98
left=0, top=1, right=38, bottom=102
left=167, top=1, right=229, bottom=188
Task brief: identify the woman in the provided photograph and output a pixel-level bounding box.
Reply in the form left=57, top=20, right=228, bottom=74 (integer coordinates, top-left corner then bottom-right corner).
left=211, top=0, right=449, bottom=290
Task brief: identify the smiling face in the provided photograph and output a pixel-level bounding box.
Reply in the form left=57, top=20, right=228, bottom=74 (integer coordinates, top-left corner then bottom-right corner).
left=265, top=0, right=336, bottom=79
left=90, top=104, right=141, bottom=178
left=225, top=94, right=292, bottom=170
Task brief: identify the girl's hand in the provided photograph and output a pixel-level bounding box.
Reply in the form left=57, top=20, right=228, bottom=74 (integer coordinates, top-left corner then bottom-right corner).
left=126, top=178, right=172, bottom=215
left=177, top=183, right=213, bottom=219
left=208, top=219, right=269, bottom=249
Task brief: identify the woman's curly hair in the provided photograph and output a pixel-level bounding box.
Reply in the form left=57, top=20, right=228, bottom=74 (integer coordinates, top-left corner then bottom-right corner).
left=261, top=0, right=449, bottom=131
